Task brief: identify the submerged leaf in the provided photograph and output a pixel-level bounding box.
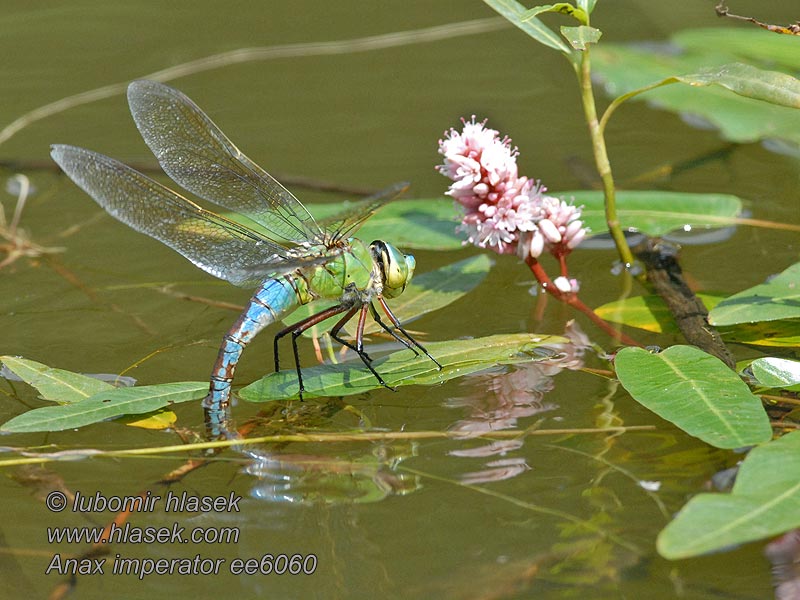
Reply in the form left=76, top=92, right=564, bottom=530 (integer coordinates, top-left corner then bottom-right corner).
left=1, top=356, right=113, bottom=403
left=658, top=431, right=800, bottom=559
left=615, top=346, right=771, bottom=449
left=709, top=263, right=800, bottom=326
left=240, top=334, right=568, bottom=401
left=1, top=382, right=206, bottom=433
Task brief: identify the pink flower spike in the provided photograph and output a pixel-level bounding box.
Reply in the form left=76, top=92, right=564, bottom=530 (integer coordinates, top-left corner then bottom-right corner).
left=538, top=219, right=562, bottom=244
left=566, top=228, right=587, bottom=249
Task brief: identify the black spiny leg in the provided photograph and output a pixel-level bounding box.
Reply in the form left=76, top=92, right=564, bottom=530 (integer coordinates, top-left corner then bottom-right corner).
left=368, top=302, right=418, bottom=355
left=376, top=296, right=442, bottom=370
left=273, top=303, right=349, bottom=398
left=346, top=304, right=395, bottom=391
left=327, top=305, right=394, bottom=390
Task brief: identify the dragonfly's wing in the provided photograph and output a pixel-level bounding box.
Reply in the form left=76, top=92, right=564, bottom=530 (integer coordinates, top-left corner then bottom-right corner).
left=51, top=144, right=313, bottom=288
left=126, top=80, right=324, bottom=246
left=321, top=182, right=410, bottom=243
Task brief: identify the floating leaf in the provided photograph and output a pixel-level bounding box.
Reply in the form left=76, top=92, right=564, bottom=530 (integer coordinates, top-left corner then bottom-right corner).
left=564, top=190, right=742, bottom=238
left=284, top=255, right=492, bottom=338
left=749, top=357, right=800, bottom=390
left=709, top=263, right=800, bottom=326
left=723, top=319, right=800, bottom=347
left=658, top=431, right=800, bottom=559
left=595, top=294, right=723, bottom=334
left=240, top=334, right=568, bottom=401
left=615, top=346, right=771, bottom=449
left=1, top=382, right=206, bottom=433
left=1, top=356, right=113, bottom=403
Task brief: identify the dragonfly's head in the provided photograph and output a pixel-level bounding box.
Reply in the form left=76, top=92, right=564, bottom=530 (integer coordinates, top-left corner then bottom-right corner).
left=370, top=240, right=415, bottom=299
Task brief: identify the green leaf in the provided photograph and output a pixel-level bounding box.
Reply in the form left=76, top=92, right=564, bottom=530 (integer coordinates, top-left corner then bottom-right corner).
left=723, top=319, right=800, bottom=348
left=1, top=356, right=113, bottom=403
left=1, top=382, right=207, bottom=433
left=749, top=357, right=800, bottom=390
left=658, top=431, right=800, bottom=559
left=483, top=0, right=575, bottom=56
left=709, top=263, right=800, bottom=326
left=576, top=0, right=596, bottom=13
left=564, top=190, right=742, bottom=237
left=283, top=255, right=492, bottom=338
left=680, top=63, right=800, bottom=110
left=615, top=346, right=772, bottom=449
left=592, top=29, right=800, bottom=154
left=240, top=333, right=568, bottom=401
left=561, top=25, right=601, bottom=50
left=522, top=4, right=589, bottom=26
left=595, top=294, right=723, bottom=334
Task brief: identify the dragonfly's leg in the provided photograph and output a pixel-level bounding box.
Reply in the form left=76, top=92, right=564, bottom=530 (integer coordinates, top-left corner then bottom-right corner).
left=367, top=302, right=417, bottom=355
left=377, top=296, right=442, bottom=370
left=273, top=303, right=349, bottom=398
left=329, top=305, right=370, bottom=362
left=348, top=304, right=396, bottom=391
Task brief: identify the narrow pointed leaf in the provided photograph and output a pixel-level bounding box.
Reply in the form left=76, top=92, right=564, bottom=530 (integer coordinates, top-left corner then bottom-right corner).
left=615, top=346, right=771, bottom=449
left=658, top=431, right=800, bottom=559
left=1, top=382, right=206, bottom=432
left=483, top=0, right=575, bottom=55
left=1, top=356, right=113, bottom=403
left=240, top=334, right=567, bottom=401
left=709, top=263, right=800, bottom=326
left=523, top=4, right=589, bottom=25
left=680, top=63, right=800, bottom=109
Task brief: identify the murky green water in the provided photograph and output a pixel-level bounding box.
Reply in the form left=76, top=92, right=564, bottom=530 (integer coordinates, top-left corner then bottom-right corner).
left=1, top=1, right=797, bottom=598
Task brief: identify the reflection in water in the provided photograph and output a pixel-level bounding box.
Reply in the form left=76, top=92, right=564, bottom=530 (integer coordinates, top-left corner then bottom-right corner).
left=447, top=321, right=590, bottom=484
left=242, top=441, right=420, bottom=505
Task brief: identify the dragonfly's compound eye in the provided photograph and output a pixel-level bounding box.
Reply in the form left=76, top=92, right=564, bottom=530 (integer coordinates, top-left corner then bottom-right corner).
left=371, top=240, right=415, bottom=298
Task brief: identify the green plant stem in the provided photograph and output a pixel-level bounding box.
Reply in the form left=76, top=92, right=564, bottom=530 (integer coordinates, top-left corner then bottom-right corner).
left=576, top=48, right=636, bottom=269
left=524, top=256, right=642, bottom=347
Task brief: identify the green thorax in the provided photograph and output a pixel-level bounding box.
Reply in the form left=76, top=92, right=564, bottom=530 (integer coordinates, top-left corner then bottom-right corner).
left=294, top=238, right=379, bottom=305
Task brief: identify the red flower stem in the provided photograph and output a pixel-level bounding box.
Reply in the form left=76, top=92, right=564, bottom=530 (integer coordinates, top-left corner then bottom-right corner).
left=558, top=253, right=569, bottom=277
left=524, top=256, right=642, bottom=347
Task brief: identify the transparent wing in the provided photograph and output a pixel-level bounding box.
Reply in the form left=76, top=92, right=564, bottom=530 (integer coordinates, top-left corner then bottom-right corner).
left=126, top=80, right=323, bottom=246
left=320, top=182, right=410, bottom=243
left=51, top=144, right=318, bottom=288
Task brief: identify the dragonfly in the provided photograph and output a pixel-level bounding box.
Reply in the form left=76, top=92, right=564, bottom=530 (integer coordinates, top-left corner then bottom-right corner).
left=51, top=80, right=440, bottom=423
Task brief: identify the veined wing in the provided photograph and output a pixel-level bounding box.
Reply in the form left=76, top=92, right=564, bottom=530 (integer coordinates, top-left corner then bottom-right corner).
left=51, top=144, right=323, bottom=288
left=321, top=181, right=410, bottom=243
left=126, top=80, right=323, bottom=246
